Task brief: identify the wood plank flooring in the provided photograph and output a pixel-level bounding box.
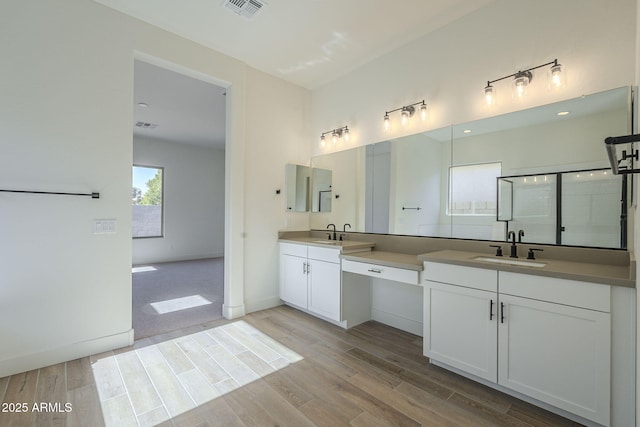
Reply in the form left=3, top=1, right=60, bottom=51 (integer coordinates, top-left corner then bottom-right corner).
left=0, top=305, right=583, bottom=426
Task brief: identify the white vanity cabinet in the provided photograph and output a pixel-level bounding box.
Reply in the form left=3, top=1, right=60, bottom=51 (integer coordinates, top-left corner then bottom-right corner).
left=498, top=272, right=610, bottom=426
left=279, top=242, right=341, bottom=322
left=280, top=242, right=309, bottom=309
left=424, top=263, right=498, bottom=382
left=423, top=262, right=612, bottom=426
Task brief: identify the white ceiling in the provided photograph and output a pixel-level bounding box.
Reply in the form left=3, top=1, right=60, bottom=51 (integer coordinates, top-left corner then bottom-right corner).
left=118, top=0, right=497, bottom=149
left=98, top=0, right=495, bottom=90
left=133, top=60, right=226, bottom=149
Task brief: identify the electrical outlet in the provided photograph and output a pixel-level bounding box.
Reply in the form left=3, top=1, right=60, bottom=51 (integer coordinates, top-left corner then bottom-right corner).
left=93, top=219, right=117, bottom=234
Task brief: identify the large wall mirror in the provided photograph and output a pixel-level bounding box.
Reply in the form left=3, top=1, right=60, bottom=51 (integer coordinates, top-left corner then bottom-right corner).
left=310, top=86, right=632, bottom=249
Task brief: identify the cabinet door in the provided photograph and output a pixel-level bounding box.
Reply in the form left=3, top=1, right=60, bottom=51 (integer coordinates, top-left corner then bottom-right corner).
left=308, top=259, right=341, bottom=321
left=424, top=281, right=498, bottom=382
left=498, top=294, right=610, bottom=426
left=281, top=254, right=308, bottom=309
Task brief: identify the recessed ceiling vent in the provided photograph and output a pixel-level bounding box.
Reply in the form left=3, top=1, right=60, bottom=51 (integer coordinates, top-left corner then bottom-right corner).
left=222, top=0, right=266, bottom=19
left=135, top=121, right=158, bottom=129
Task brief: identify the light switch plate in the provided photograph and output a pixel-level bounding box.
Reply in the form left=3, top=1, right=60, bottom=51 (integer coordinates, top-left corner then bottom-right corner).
left=93, top=219, right=117, bottom=234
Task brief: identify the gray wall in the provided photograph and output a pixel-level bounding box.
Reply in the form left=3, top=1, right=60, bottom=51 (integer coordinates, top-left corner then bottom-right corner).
left=133, top=136, right=225, bottom=264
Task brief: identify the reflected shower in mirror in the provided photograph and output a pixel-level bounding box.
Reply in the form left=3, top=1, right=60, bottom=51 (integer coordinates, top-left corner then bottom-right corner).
left=312, top=167, right=332, bottom=212
left=497, top=169, right=625, bottom=248
left=285, top=164, right=334, bottom=212
left=285, top=164, right=311, bottom=212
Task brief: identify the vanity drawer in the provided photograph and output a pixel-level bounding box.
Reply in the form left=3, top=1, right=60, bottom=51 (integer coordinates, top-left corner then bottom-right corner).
left=424, top=261, right=497, bottom=292
left=308, top=245, right=341, bottom=263
left=279, top=242, right=307, bottom=258
left=499, top=271, right=610, bottom=312
left=342, top=259, right=420, bottom=285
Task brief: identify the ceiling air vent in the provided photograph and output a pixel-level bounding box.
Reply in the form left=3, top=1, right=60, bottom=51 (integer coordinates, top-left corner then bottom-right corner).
left=135, top=121, right=158, bottom=129
left=222, top=0, right=266, bottom=19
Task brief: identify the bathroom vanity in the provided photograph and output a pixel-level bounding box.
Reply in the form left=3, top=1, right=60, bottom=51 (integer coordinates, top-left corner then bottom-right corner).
left=278, top=232, right=635, bottom=427
left=419, top=251, right=635, bottom=427
left=278, top=237, right=375, bottom=325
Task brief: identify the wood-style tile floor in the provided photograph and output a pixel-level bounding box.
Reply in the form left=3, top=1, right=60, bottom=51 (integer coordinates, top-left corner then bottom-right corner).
left=0, top=305, right=583, bottom=426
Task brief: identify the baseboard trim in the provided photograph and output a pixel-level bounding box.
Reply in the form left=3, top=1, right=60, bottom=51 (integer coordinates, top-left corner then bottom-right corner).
left=0, top=329, right=134, bottom=378
left=132, top=252, right=224, bottom=266
left=371, top=308, right=423, bottom=336
left=223, top=303, right=246, bottom=319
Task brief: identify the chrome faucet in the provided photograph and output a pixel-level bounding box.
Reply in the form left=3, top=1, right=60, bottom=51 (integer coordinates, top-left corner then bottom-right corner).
left=327, top=223, right=337, bottom=240
left=507, top=230, right=518, bottom=258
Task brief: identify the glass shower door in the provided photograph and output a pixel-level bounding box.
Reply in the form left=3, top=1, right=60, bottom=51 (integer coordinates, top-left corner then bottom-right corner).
left=560, top=171, right=623, bottom=248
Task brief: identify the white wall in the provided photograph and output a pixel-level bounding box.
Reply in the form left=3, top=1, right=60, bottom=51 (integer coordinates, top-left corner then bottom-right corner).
left=243, top=67, right=311, bottom=313
left=390, top=134, right=444, bottom=236
left=0, top=0, right=310, bottom=377
left=132, top=136, right=225, bottom=264
left=312, top=0, right=636, bottom=157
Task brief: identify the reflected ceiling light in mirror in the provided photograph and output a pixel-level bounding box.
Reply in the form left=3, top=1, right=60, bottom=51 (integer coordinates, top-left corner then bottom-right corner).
left=557, top=111, right=570, bottom=116
left=484, top=59, right=563, bottom=106
left=383, top=100, right=427, bottom=131
left=320, top=125, right=349, bottom=147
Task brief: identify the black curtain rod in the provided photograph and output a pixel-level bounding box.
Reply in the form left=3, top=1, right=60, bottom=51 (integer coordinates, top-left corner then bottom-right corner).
left=0, top=189, right=100, bottom=198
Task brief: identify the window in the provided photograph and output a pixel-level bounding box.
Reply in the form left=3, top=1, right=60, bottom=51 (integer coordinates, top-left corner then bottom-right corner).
left=132, top=165, right=163, bottom=237
left=449, top=162, right=501, bottom=216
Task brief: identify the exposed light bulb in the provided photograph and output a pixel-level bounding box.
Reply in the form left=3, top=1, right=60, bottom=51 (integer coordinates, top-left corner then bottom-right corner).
left=548, top=62, right=566, bottom=90
left=384, top=113, right=390, bottom=131
left=513, top=77, right=528, bottom=98
left=484, top=85, right=495, bottom=107
left=332, top=130, right=338, bottom=144
left=343, top=127, right=350, bottom=142
left=420, top=103, right=427, bottom=121
left=401, top=108, right=410, bottom=127
left=320, top=134, right=326, bottom=147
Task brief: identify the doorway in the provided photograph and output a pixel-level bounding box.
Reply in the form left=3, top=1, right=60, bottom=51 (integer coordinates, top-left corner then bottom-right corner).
left=131, top=59, right=227, bottom=339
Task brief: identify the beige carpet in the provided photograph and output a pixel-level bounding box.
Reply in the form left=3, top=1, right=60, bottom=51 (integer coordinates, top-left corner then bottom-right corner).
left=132, top=258, right=224, bottom=339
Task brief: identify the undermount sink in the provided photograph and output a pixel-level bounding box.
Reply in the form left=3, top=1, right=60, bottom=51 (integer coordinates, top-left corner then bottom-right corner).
left=311, top=240, right=340, bottom=245
left=473, top=256, right=547, bottom=268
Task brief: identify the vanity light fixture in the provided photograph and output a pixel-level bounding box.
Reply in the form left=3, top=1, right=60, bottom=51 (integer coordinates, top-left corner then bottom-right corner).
left=320, top=125, right=349, bottom=147
left=484, top=59, right=564, bottom=106
left=383, top=100, right=427, bottom=131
